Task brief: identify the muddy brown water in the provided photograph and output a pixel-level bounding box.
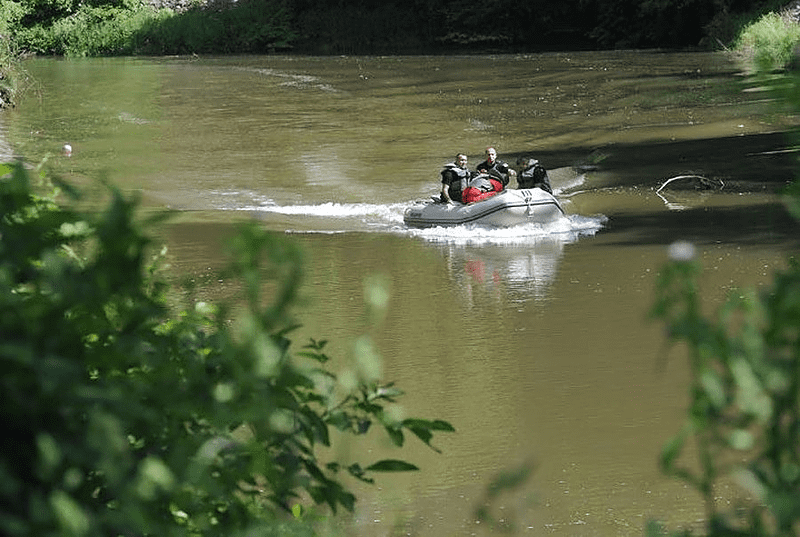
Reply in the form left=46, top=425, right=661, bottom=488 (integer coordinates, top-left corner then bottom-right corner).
left=4, top=51, right=800, bottom=536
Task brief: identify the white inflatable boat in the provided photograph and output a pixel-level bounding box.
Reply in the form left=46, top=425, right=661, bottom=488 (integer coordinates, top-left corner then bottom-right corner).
left=404, top=188, right=565, bottom=228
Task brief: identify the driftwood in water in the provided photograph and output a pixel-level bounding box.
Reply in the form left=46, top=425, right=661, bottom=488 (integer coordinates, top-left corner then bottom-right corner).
left=656, top=175, right=724, bottom=194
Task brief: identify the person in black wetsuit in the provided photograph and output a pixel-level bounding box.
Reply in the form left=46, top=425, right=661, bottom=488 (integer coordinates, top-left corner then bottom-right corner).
left=515, top=156, right=553, bottom=194
left=476, top=147, right=516, bottom=187
left=440, top=153, right=474, bottom=203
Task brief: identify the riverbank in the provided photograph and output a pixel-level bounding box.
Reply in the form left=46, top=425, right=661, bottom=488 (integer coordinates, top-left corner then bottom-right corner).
left=0, top=2, right=797, bottom=91
left=5, top=1, right=800, bottom=59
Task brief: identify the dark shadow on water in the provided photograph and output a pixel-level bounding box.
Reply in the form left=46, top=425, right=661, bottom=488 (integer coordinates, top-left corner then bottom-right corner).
left=510, top=131, right=798, bottom=192
left=598, top=202, right=800, bottom=249
left=518, top=130, right=800, bottom=249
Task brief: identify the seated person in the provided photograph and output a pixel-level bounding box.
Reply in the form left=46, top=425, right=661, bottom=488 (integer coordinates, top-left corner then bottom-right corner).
left=515, top=157, right=553, bottom=194
left=476, top=147, right=516, bottom=187
left=440, top=153, right=474, bottom=203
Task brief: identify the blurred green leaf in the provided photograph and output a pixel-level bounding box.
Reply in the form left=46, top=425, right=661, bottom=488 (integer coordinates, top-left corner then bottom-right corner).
left=660, top=423, right=690, bottom=473
left=384, top=425, right=404, bottom=447
left=403, top=418, right=456, bottom=432
left=699, top=368, right=726, bottom=409
left=485, top=464, right=533, bottom=498
left=731, top=358, right=772, bottom=422
left=728, top=429, right=754, bottom=451
left=365, top=460, right=419, bottom=472
left=50, top=490, right=90, bottom=537
left=291, top=503, right=303, bottom=519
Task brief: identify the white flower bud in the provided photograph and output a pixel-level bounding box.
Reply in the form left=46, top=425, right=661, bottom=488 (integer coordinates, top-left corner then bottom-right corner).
left=668, top=241, right=696, bottom=261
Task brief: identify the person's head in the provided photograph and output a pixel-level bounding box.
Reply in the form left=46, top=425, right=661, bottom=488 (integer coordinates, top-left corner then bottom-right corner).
left=455, top=153, right=468, bottom=169
left=485, top=147, right=497, bottom=164
left=516, top=156, right=535, bottom=169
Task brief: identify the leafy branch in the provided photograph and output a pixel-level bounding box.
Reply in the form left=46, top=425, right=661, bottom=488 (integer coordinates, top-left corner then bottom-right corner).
left=0, top=160, right=454, bottom=536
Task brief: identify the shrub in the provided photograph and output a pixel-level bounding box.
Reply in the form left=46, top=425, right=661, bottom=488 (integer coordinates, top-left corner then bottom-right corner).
left=10, top=0, right=296, bottom=56
left=736, top=11, right=800, bottom=73
left=131, top=0, right=295, bottom=55
left=0, top=161, right=453, bottom=536
left=13, top=4, right=149, bottom=55
left=650, top=244, right=800, bottom=536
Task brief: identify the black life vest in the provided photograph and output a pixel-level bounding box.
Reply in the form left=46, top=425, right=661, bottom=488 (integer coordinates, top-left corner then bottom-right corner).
left=519, top=160, right=552, bottom=193
left=477, top=159, right=511, bottom=186
left=441, top=164, right=472, bottom=198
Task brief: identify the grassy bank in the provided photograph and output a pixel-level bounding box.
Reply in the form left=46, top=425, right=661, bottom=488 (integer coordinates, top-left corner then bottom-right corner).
left=735, top=8, right=800, bottom=72
left=8, top=0, right=295, bottom=56
left=0, top=2, right=16, bottom=108
left=0, top=42, right=13, bottom=108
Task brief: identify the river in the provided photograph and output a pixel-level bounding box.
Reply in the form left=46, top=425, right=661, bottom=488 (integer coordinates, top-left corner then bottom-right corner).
left=4, top=51, right=800, bottom=536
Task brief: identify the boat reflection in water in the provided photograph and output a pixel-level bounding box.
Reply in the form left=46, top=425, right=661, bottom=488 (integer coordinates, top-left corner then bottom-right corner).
left=232, top=187, right=605, bottom=306
left=441, top=237, right=567, bottom=307
left=409, top=213, right=605, bottom=307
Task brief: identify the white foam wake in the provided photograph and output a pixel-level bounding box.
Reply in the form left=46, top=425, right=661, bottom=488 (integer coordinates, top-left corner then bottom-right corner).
left=211, top=190, right=607, bottom=243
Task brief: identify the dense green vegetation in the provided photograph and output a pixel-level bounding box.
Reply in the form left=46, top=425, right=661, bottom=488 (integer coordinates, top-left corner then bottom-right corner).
left=646, top=11, right=800, bottom=537
left=0, top=0, right=797, bottom=57
left=0, top=1, right=16, bottom=106
left=0, top=161, right=453, bottom=536
left=1, top=0, right=295, bottom=56
left=736, top=9, right=800, bottom=71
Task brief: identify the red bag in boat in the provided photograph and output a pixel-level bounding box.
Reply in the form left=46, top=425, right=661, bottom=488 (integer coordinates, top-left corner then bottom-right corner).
left=462, top=177, right=503, bottom=203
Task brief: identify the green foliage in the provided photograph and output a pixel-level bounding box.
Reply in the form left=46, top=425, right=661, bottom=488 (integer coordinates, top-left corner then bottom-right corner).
left=3, top=0, right=791, bottom=56
left=0, top=0, right=28, bottom=29
left=131, top=0, right=295, bottom=55
left=650, top=246, right=800, bottom=536
left=0, top=161, right=453, bottom=536
left=16, top=0, right=80, bottom=26
left=15, top=4, right=157, bottom=56
left=294, top=1, right=424, bottom=55
left=11, top=0, right=142, bottom=26
left=473, top=462, right=535, bottom=533
left=585, top=0, right=718, bottom=49
left=736, top=11, right=800, bottom=73
left=9, top=0, right=295, bottom=56
left=0, top=1, right=21, bottom=107
left=8, top=0, right=293, bottom=56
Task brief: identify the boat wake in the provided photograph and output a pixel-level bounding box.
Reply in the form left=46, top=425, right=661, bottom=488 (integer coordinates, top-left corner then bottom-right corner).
left=207, top=167, right=605, bottom=244
left=221, top=194, right=606, bottom=245
left=407, top=212, right=605, bottom=246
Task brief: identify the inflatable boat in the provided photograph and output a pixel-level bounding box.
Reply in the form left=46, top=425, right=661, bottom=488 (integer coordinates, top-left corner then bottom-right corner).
left=404, top=188, right=565, bottom=228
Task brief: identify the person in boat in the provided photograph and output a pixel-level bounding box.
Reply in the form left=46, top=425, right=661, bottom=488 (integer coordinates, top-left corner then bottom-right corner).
left=440, top=153, right=474, bottom=203
left=516, top=156, right=553, bottom=194
left=476, top=147, right=516, bottom=188
left=440, top=152, right=507, bottom=204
